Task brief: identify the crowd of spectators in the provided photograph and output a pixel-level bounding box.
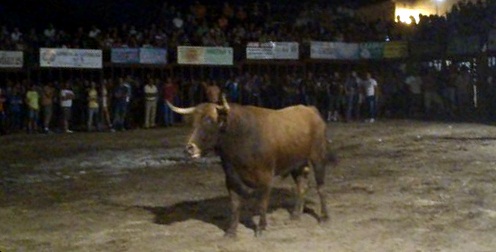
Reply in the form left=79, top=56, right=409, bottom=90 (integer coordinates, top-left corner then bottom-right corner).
left=1, top=0, right=496, bottom=135
left=1, top=1, right=495, bottom=56
left=2, top=62, right=494, bottom=136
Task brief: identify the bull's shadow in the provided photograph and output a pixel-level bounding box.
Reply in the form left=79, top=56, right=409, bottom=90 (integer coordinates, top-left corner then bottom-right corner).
left=138, top=187, right=319, bottom=233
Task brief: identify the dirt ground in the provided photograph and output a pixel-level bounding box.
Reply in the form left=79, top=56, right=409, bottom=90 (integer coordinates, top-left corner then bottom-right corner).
left=1, top=120, right=496, bottom=252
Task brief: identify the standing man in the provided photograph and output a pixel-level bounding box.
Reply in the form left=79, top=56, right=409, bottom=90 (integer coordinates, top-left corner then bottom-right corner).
left=202, top=79, right=221, bottom=103
left=144, top=77, right=158, bottom=128
left=87, top=81, right=100, bottom=132
left=41, top=82, right=55, bottom=133
left=162, top=77, right=177, bottom=127
left=361, top=72, right=378, bottom=123
left=60, top=81, right=75, bottom=133
left=344, top=71, right=361, bottom=122
left=113, top=78, right=129, bottom=131
left=405, top=70, right=423, bottom=118
left=26, top=83, right=40, bottom=134
left=0, top=88, right=6, bottom=135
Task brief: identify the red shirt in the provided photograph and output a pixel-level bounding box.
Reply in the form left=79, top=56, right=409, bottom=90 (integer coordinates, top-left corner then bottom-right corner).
left=163, top=83, right=177, bottom=102
left=0, top=94, right=6, bottom=112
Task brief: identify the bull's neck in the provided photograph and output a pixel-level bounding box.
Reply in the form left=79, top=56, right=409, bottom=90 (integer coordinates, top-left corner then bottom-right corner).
left=219, top=106, right=254, bottom=140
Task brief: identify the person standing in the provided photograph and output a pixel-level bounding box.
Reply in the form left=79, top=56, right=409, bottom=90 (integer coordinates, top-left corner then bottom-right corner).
left=112, top=78, right=129, bottom=131
left=100, top=79, right=113, bottom=131
left=144, top=77, right=158, bottom=128
left=162, top=77, right=177, bottom=127
left=405, top=70, right=423, bottom=118
left=8, top=86, right=23, bottom=132
left=344, top=71, right=361, bottom=122
left=41, top=82, right=55, bottom=133
left=25, top=83, right=40, bottom=134
left=361, top=72, right=378, bottom=123
left=60, top=81, right=75, bottom=133
left=87, top=81, right=100, bottom=132
left=0, top=88, right=6, bottom=135
left=202, top=79, right=220, bottom=103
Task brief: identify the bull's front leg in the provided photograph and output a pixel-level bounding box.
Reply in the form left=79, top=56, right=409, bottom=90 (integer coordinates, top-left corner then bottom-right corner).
left=225, top=188, right=241, bottom=238
left=255, top=186, right=271, bottom=237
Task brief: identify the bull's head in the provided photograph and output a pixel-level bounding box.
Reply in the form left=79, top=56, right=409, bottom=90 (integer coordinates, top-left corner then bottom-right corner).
left=167, top=96, right=230, bottom=159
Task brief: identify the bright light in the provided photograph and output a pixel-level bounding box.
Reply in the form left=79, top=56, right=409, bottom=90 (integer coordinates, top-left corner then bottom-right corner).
left=396, top=8, right=420, bottom=24
left=395, top=7, right=436, bottom=24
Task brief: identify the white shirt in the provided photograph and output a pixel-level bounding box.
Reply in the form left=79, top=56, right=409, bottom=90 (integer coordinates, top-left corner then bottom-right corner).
left=60, top=89, right=74, bottom=107
left=88, top=28, right=101, bottom=38
left=405, top=75, right=422, bottom=95
left=362, top=78, right=378, bottom=96
left=144, top=84, right=158, bottom=101
left=11, top=31, right=22, bottom=42
left=44, top=28, right=56, bottom=38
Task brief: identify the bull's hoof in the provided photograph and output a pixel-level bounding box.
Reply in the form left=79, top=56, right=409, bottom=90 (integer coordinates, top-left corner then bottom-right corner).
left=224, top=231, right=237, bottom=238
left=254, top=228, right=264, bottom=237
left=290, top=213, right=302, bottom=221
left=319, top=215, right=330, bottom=224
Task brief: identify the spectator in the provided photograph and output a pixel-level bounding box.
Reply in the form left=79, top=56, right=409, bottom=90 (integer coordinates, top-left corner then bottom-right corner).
left=0, top=88, right=6, bottom=135
left=112, top=78, right=130, bottom=131
left=344, top=71, right=361, bottom=122
left=87, top=81, right=100, bottom=131
left=454, top=66, right=472, bottom=115
left=361, top=72, right=378, bottom=123
left=202, top=79, right=221, bottom=103
left=144, top=77, right=158, bottom=128
left=25, top=83, right=40, bottom=134
left=60, top=81, right=75, bottom=133
left=11, top=27, right=22, bottom=43
left=162, top=77, right=178, bottom=127
left=422, top=69, right=445, bottom=117
left=41, top=82, right=55, bottom=133
left=7, top=86, right=23, bottom=132
left=100, top=79, right=113, bottom=131
left=404, top=70, right=423, bottom=117
left=43, top=24, right=56, bottom=46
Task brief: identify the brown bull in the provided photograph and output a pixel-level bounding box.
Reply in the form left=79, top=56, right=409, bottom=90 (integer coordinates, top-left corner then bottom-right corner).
left=167, top=96, right=335, bottom=237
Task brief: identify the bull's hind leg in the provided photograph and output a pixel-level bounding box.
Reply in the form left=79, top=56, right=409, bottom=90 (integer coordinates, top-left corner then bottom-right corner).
left=290, top=166, right=310, bottom=220
left=313, top=163, right=329, bottom=222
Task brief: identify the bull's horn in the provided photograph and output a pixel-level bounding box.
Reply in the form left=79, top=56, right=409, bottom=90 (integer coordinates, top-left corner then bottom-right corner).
left=221, top=94, right=230, bottom=111
left=166, top=100, right=196, bottom=114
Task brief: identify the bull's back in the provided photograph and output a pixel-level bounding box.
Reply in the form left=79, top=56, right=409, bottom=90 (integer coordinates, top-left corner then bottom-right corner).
left=256, top=105, right=327, bottom=174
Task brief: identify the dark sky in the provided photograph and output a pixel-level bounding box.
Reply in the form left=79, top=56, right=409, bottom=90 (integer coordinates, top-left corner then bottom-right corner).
left=0, top=0, right=164, bottom=30
left=0, top=0, right=389, bottom=31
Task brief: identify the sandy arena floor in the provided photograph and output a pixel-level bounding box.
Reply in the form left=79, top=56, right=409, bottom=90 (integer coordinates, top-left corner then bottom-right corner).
left=1, top=120, right=496, bottom=252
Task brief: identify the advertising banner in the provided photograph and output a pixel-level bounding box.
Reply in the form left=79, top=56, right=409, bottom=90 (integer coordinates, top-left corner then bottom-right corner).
left=409, top=41, right=442, bottom=57
left=40, top=48, right=102, bottom=68
left=0, top=51, right=23, bottom=68
left=111, top=48, right=139, bottom=63
left=310, top=41, right=360, bottom=60
left=359, top=42, right=384, bottom=59
left=178, top=46, right=233, bottom=65
left=383, top=41, right=408, bottom=58
left=246, top=42, right=273, bottom=59
left=139, top=48, right=167, bottom=64
left=246, top=42, right=299, bottom=60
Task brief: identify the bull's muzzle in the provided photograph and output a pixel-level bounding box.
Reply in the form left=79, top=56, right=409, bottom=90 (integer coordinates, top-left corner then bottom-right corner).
left=185, top=143, right=201, bottom=159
